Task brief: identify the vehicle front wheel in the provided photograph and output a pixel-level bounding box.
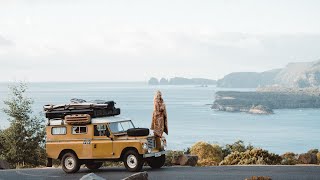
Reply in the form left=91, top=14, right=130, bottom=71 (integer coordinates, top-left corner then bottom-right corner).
left=61, top=152, right=80, bottom=173
left=148, top=155, right=165, bottom=169
left=123, top=150, right=143, bottom=172
left=85, top=162, right=103, bottom=170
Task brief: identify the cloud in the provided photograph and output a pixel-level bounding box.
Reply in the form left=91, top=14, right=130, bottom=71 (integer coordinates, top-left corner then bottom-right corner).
left=0, top=35, right=14, bottom=46
left=1, top=31, right=320, bottom=82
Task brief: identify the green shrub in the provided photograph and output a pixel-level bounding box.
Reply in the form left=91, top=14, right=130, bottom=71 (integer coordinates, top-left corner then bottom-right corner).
left=222, top=140, right=253, bottom=158
left=281, top=152, right=298, bottom=165
left=190, top=142, right=223, bottom=166
left=220, top=148, right=282, bottom=165
left=307, top=149, right=319, bottom=154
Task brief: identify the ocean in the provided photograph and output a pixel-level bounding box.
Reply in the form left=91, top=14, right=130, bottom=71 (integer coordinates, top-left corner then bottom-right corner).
left=0, top=82, right=319, bottom=154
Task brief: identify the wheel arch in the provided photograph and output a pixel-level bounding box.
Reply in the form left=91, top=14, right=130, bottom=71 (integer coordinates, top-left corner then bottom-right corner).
left=120, top=147, right=139, bottom=160
left=58, top=149, right=78, bottom=160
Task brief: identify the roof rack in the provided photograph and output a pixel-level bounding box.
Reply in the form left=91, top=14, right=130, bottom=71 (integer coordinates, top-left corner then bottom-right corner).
left=44, top=99, right=120, bottom=119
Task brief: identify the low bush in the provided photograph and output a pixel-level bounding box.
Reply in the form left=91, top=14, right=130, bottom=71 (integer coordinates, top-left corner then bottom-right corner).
left=164, top=150, right=184, bottom=166
left=190, top=142, right=223, bottom=166
left=307, top=149, right=319, bottom=154
left=222, top=140, right=253, bottom=158
left=220, top=148, right=282, bottom=165
left=281, top=152, right=298, bottom=165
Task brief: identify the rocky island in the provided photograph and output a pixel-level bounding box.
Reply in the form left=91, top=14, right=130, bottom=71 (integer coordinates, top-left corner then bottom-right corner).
left=148, top=77, right=216, bottom=85
left=212, top=87, right=320, bottom=114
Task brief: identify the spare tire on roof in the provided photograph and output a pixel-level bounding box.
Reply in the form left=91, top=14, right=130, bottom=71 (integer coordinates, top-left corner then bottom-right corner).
left=127, top=128, right=150, bottom=136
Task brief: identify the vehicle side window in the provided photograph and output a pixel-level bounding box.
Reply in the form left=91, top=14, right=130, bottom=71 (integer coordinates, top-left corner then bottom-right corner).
left=52, top=127, right=66, bottom=135
left=94, top=124, right=109, bottom=136
left=72, top=126, right=87, bottom=134
left=109, top=122, right=121, bottom=132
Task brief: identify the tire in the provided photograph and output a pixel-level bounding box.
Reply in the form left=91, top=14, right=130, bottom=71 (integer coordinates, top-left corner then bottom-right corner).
left=61, top=152, right=80, bottom=173
left=148, top=155, right=165, bottom=169
left=85, top=162, right=103, bottom=170
left=127, top=128, right=149, bottom=136
left=123, top=150, right=143, bottom=172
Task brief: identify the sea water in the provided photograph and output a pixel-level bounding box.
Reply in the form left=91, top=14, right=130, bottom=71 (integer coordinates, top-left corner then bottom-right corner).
left=0, top=82, right=319, bottom=154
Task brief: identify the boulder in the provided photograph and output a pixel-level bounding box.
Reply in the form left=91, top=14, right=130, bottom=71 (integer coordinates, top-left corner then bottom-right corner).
left=298, top=153, right=317, bottom=164
left=248, top=105, right=273, bottom=115
left=122, top=172, right=148, bottom=180
left=171, top=155, right=181, bottom=165
left=0, top=160, right=10, bottom=169
left=171, top=154, right=198, bottom=166
left=179, top=154, right=198, bottom=166
left=80, top=173, right=106, bottom=180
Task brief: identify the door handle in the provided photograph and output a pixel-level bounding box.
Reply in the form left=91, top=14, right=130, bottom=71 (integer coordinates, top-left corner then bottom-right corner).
left=94, top=144, right=97, bottom=148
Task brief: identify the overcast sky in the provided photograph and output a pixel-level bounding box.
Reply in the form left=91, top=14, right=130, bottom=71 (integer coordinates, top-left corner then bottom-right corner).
left=1, top=0, right=320, bottom=82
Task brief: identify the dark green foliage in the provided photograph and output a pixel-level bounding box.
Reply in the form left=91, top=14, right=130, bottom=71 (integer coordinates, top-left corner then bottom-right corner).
left=307, top=149, right=319, bottom=154
left=0, top=83, right=46, bottom=168
left=222, top=140, right=253, bottom=158
left=184, top=147, right=191, bottom=154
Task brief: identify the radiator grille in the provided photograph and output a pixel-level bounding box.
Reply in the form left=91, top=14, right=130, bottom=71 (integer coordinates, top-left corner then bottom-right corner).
left=147, top=137, right=155, bottom=149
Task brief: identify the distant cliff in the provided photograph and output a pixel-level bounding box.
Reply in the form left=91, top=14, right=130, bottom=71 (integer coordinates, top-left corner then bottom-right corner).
left=217, top=60, right=320, bottom=88
left=216, top=69, right=280, bottom=88
left=148, top=77, right=216, bottom=85
left=212, top=88, right=320, bottom=114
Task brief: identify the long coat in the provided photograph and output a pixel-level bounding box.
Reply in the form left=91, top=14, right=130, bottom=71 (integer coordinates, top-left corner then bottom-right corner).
left=151, top=101, right=168, bottom=137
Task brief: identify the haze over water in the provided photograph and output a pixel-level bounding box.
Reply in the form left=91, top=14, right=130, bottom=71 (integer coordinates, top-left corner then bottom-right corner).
left=0, top=82, right=319, bottom=154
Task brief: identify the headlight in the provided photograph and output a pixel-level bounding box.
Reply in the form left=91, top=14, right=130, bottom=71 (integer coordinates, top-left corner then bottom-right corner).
left=142, top=143, right=148, bottom=150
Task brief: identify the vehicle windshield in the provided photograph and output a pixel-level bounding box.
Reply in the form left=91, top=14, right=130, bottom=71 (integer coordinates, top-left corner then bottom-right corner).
left=108, top=120, right=135, bottom=134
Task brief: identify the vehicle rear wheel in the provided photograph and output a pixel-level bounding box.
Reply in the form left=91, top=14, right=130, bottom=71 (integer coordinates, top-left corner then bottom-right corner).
left=61, top=152, right=80, bottom=173
left=148, top=155, right=165, bottom=169
left=123, top=150, right=143, bottom=172
left=85, top=162, right=103, bottom=170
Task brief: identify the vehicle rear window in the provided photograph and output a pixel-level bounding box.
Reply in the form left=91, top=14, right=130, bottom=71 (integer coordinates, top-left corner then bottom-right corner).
left=52, top=127, right=66, bottom=135
left=72, top=126, right=87, bottom=134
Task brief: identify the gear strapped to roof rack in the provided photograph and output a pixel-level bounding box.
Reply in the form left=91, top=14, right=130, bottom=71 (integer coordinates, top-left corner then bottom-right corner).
left=44, top=99, right=120, bottom=119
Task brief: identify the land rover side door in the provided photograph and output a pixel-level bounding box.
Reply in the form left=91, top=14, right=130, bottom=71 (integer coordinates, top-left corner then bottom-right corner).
left=91, top=124, right=113, bottom=158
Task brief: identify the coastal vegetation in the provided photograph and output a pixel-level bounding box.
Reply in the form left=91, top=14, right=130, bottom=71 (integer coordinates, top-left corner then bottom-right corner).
left=0, top=83, right=46, bottom=168
left=190, top=142, right=223, bottom=166
left=212, top=88, right=320, bottom=114
left=167, top=140, right=320, bottom=166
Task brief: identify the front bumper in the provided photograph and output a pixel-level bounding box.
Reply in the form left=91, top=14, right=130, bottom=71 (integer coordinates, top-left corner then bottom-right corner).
left=143, top=150, right=167, bottom=158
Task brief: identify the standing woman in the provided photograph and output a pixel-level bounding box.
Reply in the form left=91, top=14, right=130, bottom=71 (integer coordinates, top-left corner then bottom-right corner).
left=151, top=90, right=168, bottom=145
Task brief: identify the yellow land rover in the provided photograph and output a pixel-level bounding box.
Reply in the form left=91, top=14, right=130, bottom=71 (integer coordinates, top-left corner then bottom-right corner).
left=46, top=114, right=167, bottom=173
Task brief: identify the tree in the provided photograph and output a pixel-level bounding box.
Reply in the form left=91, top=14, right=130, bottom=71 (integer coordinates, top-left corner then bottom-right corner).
left=0, top=83, right=46, bottom=167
